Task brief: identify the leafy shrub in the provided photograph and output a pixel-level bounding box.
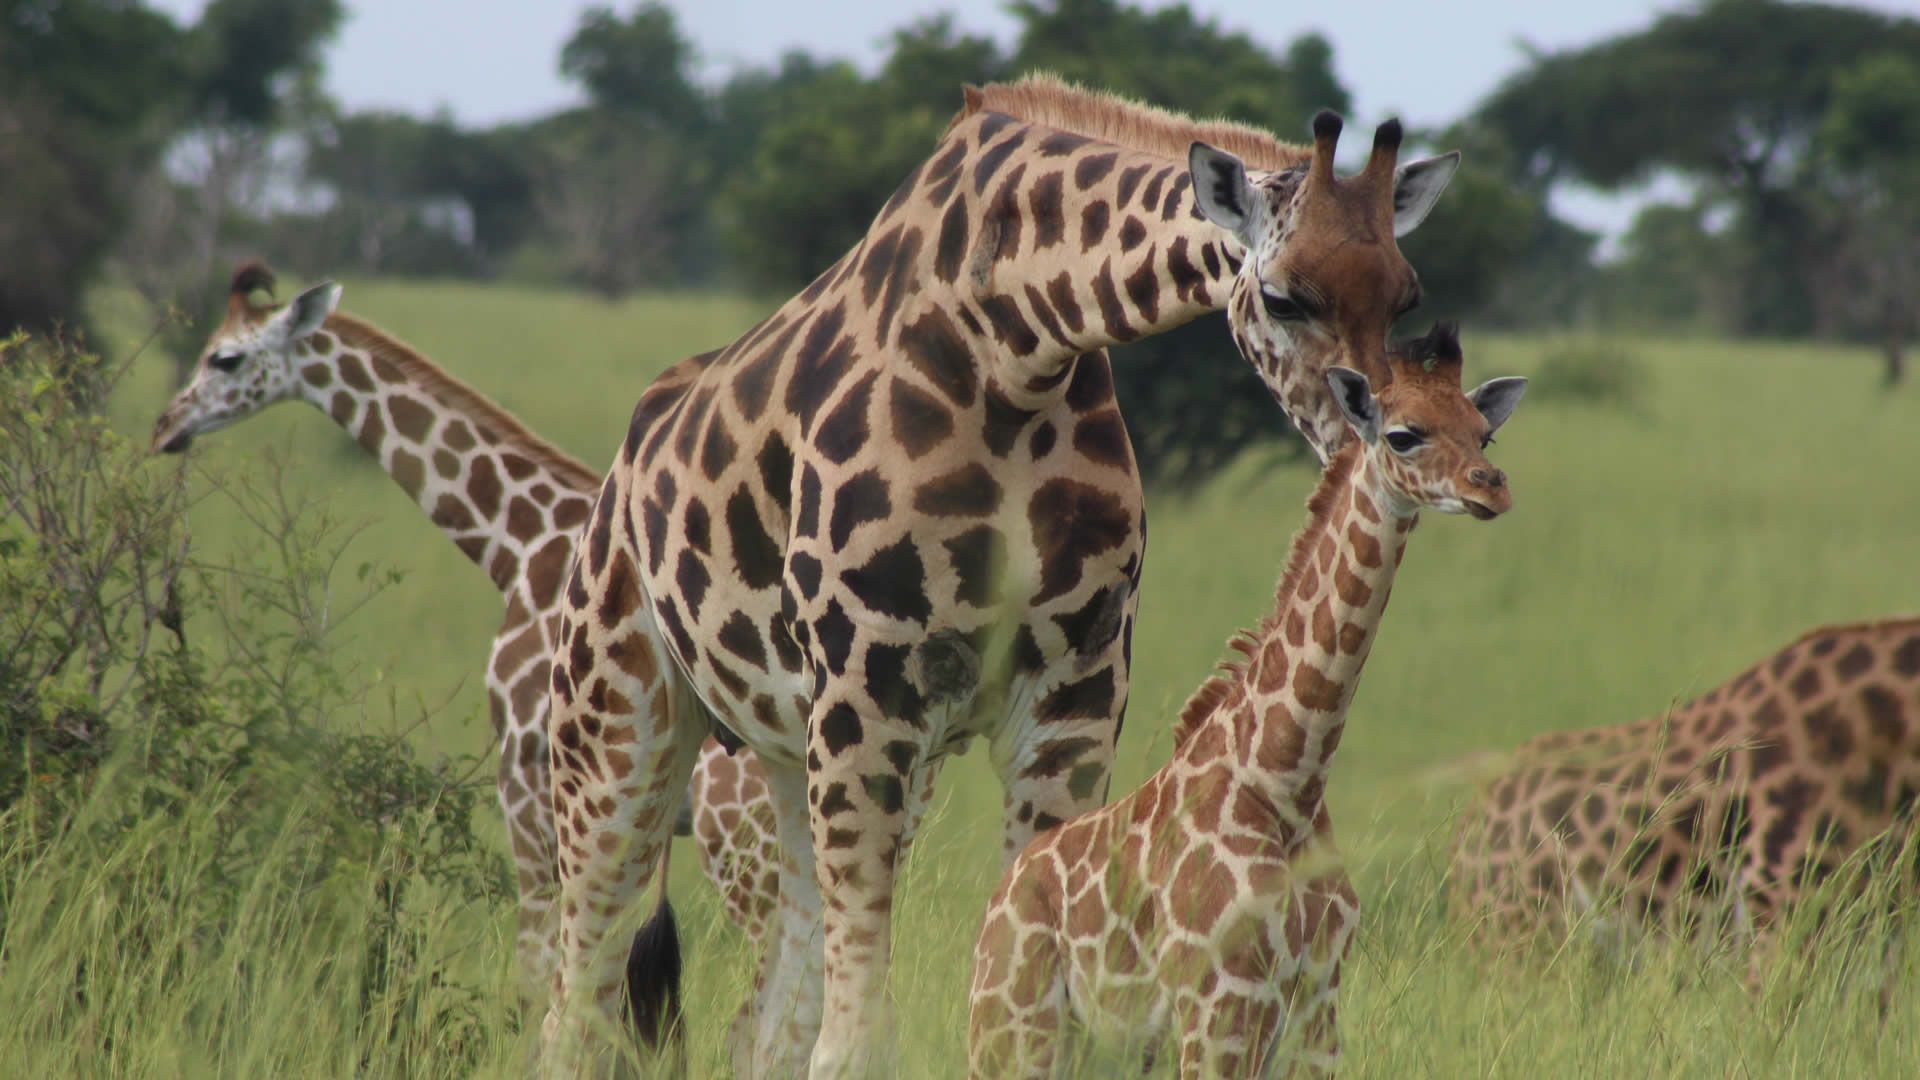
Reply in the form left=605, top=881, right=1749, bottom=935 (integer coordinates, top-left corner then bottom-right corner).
left=1528, top=338, right=1649, bottom=407
left=0, top=331, right=510, bottom=1073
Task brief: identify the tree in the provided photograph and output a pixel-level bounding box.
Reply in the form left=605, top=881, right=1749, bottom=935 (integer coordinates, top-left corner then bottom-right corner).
left=559, top=2, right=707, bottom=134
left=540, top=3, right=713, bottom=292
left=527, top=113, right=675, bottom=297
left=1594, top=202, right=1727, bottom=332
left=1475, top=0, right=1920, bottom=337
left=1395, top=124, right=1573, bottom=330
left=1009, top=0, right=1347, bottom=129
left=305, top=110, right=459, bottom=272
left=716, top=18, right=1007, bottom=293
left=112, top=0, right=343, bottom=382
left=0, top=0, right=190, bottom=339
left=1814, top=52, right=1920, bottom=384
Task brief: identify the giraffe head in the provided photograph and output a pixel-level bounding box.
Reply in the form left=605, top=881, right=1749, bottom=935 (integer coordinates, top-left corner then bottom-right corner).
left=150, top=262, right=343, bottom=454
left=1189, top=111, right=1460, bottom=459
left=1327, top=322, right=1526, bottom=520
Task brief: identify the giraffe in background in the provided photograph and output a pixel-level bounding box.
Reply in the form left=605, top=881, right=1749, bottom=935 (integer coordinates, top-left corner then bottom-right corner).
left=148, top=263, right=833, bottom=995
left=1450, top=616, right=1920, bottom=1011
left=540, top=75, right=1463, bottom=1077
left=968, top=325, right=1526, bottom=1078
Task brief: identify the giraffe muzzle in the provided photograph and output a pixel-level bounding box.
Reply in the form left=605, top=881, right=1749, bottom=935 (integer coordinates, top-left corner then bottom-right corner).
left=151, top=412, right=194, bottom=455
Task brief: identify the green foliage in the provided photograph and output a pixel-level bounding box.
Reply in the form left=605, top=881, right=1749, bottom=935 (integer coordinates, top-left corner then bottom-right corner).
left=717, top=19, right=1007, bottom=294
left=1822, top=52, right=1920, bottom=170
left=1477, top=0, right=1920, bottom=341
left=559, top=1, right=707, bottom=135
left=0, top=331, right=508, bottom=1073
left=1592, top=203, right=1724, bottom=332
left=186, top=0, right=343, bottom=128
left=717, top=1, right=1359, bottom=298
left=1396, top=130, right=1545, bottom=328
left=1479, top=0, right=1920, bottom=190
left=0, top=0, right=190, bottom=337
left=1524, top=338, right=1648, bottom=407
left=1812, top=51, right=1920, bottom=384
left=1009, top=0, right=1349, bottom=124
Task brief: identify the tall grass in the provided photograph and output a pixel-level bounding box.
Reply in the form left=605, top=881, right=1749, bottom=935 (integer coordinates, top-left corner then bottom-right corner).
left=40, top=281, right=1916, bottom=1075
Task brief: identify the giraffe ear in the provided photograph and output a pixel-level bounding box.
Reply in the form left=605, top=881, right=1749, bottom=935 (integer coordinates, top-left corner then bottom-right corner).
left=1467, top=376, right=1528, bottom=434
left=1391, top=151, right=1460, bottom=238
left=1189, top=142, right=1257, bottom=243
left=1326, top=366, right=1379, bottom=445
left=278, top=281, right=342, bottom=342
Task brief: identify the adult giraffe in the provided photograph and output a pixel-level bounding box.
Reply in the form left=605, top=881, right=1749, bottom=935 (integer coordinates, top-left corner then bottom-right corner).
left=542, top=76, right=1461, bottom=1078
left=146, top=264, right=803, bottom=995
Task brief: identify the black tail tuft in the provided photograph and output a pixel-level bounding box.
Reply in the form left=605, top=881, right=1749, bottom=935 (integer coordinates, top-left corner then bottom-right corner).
left=625, top=897, right=684, bottom=1051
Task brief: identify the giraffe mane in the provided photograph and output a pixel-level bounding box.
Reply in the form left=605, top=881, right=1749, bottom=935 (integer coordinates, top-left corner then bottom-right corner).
left=1172, top=441, right=1363, bottom=746
left=322, top=312, right=604, bottom=494
left=951, top=73, right=1313, bottom=173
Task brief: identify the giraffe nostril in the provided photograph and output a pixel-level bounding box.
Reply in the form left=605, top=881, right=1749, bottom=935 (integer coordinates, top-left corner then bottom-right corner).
left=1470, top=468, right=1505, bottom=489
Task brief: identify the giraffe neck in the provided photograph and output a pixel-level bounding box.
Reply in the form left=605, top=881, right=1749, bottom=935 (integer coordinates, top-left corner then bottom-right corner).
left=291, top=315, right=601, bottom=591
left=1180, top=442, right=1413, bottom=828
left=929, top=111, right=1287, bottom=404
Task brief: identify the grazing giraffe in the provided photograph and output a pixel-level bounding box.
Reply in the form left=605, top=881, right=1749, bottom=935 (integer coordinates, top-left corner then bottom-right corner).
left=541, top=75, right=1462, bottom=1078
left=967, top=325, right=1526, bottom=1079
left=1450, top=617, right=1920, bottom=1003
left=145, top=263, right=809, bottom=992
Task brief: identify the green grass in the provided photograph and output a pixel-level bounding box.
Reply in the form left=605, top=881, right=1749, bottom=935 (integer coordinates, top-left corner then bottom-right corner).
left=30, top=279, right=1919, bottom=1076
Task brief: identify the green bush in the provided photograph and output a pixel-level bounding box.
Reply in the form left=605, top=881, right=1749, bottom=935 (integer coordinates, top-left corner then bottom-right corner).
left=0, top=331, right=511, bottom=1074
left=1527, top=338, right=1649, bottom=407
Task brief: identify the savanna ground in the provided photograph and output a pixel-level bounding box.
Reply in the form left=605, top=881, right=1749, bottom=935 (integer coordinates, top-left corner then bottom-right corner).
left=7, top=277, right=1917, bottom=1077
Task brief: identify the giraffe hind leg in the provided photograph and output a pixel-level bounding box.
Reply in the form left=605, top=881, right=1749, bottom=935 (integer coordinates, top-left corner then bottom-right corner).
left=540, top=552, right=705, bottom=1078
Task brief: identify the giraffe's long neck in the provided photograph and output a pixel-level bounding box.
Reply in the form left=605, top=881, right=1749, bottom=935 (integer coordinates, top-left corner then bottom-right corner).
left=924, top=113, right=1291, bottom=403
left=1182, top=443, right=1413, bottom=830
left=291, top=317, right=600, bottom=593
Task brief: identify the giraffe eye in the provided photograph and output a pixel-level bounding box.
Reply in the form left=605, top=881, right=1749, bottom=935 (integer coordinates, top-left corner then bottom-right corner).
left=1261, top=291, right=1306, bottom=322
left=208, top=351, right=245, bottom=373
left=1384, top=429, right=1424, bottom=454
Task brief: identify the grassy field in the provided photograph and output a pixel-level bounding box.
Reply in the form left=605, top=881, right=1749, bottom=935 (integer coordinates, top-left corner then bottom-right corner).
left=17, top=276, right=1918, bottom=1076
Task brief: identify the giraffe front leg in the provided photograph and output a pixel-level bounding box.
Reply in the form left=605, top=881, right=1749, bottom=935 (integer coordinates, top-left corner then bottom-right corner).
left=539, top=607, right=703, bottom=1080
left=991, top=706, right=1119, bottom=867
left=490, top=678, right=562, bottom=1001
left=968, top=854, right=1071, bottom=1080
left=803, top=695, right=921, bottom=1080
left=1174, top=990, right=1285, bottom=1080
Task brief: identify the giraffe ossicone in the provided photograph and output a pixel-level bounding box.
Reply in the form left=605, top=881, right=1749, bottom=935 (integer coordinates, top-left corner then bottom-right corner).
left=539, top=75, right=1465, bottom=1079
left=968, top=324, right=1526, bottom=1079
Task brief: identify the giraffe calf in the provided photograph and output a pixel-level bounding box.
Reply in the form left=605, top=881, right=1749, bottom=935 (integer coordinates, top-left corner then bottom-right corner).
left=969, top=324, right=1528, bottom=1078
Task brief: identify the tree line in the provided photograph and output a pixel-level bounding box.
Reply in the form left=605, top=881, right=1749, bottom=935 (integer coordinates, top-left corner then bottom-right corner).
left=4, top=0, right=1916, bottom=476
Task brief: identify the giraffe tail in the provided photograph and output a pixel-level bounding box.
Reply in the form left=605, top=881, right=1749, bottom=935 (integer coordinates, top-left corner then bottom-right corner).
left=624, top=845, right=684, bottom=1054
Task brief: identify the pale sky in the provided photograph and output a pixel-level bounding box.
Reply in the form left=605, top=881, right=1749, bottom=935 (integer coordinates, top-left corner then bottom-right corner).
left=148, top=0, right=1920, bottom=243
